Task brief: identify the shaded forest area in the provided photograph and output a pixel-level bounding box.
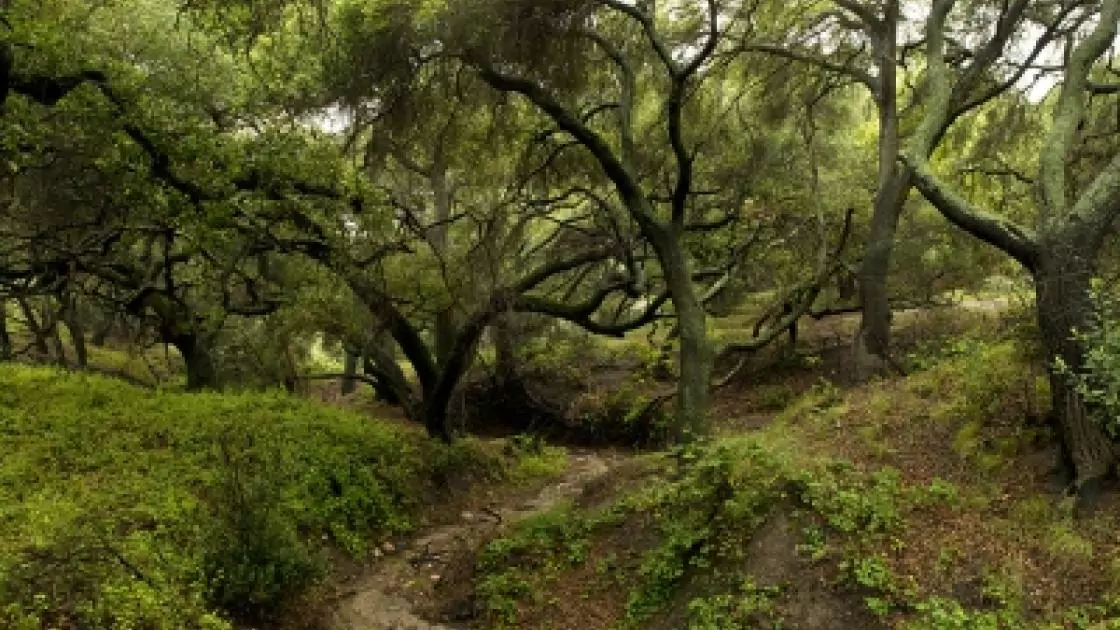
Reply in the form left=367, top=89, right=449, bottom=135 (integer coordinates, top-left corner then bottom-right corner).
left=1, top=0, right=1120, bottom=628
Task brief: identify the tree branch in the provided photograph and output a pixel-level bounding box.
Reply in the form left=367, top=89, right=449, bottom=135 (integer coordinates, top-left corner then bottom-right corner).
left=901, top=154, right=1038, bottom=271
left=1039, top=0, right=1120, bottom=218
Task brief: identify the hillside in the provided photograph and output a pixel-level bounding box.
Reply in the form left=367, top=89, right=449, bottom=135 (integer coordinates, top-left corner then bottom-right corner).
left=451, top=335, right=1120, bottom=629
left=0, top=365, right=561, bottom=629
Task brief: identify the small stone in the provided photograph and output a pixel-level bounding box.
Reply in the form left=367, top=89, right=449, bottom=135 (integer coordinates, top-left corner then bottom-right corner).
left=461, top=511, right=475, bottom=521
left=381, top=541, right=396, bottom=554
left=430, top=574, right=441, bottom=582
left=373, top=548, right=383, bottom=558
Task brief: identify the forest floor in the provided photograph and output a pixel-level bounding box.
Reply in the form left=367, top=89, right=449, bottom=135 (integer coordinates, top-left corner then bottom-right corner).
left=311, top=297, right=1120, bottom=630
left=321, top=448, right=625, bottom=630
left=7, top=295, right=1114, bottom=630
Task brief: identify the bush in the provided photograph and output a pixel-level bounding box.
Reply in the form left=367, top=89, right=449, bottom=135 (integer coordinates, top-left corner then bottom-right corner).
left=0, top=365, right=459, bottom=627
left=1059, top=280, right=1120, bottom=436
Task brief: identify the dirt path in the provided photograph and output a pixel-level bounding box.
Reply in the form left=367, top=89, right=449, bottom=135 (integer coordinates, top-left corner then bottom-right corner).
left=325, top=449, right=618, bottom=630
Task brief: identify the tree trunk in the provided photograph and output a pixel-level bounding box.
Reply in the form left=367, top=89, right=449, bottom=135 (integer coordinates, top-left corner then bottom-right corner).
left=435, top=309, right=456, bottom=367
left=61, top=294, right=88, bottom=368
left=341, top=349, right=359, bottom=395
left=855, top=5, right=910, bottom=378
left=91, top=314, right=114, bottom=347
left=43, top=303, right=67, bottom=367
left=175, top=334, right=219, bottom=391
left=430, top=149, right=457, bottom=368
left=361, top=355, right=409, bottom=407
left=421, top=309, right=494, bottom=443
left=855, top=168, right=913, bottom=376
left=17, top=298, right=50, bottom=356
left=493, top=313, right=519, bottom=384
left=1035, top=246, right=1117, bottom=490
left=0, top=298, right=11, bottom=361
left=657, top=231, right=712, bottom=438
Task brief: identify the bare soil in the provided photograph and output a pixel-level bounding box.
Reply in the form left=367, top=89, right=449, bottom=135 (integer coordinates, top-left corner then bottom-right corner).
left=322, top=449, right=625, bottom=630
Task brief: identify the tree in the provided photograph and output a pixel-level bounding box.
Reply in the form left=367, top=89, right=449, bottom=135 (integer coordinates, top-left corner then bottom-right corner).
left=0, top=0, right=324, bottom=388
left=749, top=0, right=1082, bottom=375
left=425, top=0, right=786, bottom=436
left=175, top=0, right=857, bottom=439
left=903, top=0, right=1120, bottom=495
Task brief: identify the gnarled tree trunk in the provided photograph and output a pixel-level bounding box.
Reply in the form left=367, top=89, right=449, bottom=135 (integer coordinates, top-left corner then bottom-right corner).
left=1035, top=245, right=1117, bottom=490
left=17, top=298, right=50, bottom=357
left=173, top=333, right=219, bottom=391
left=61, top=293, right=87, bottom=368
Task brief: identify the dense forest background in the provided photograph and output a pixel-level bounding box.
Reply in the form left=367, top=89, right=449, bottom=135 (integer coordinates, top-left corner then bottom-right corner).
left=1, top=1, right=1119, bottom=628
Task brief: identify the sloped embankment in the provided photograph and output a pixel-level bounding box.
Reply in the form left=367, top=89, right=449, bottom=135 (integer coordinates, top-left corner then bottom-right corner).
left=464, top=340, right=1120, bottom=629
left=0, top=365, right=501, bottom=629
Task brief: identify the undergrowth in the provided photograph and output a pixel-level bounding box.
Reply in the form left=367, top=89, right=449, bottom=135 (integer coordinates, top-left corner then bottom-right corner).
left=472, top=336, right=1120, bottom=629
left=474, top=436, right=961, bottom=629
left=0, top=365, right=512, bottom=629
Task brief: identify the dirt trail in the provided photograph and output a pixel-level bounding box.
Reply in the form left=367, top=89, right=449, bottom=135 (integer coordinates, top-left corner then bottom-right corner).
left=326, top=449, right=618, bottom=630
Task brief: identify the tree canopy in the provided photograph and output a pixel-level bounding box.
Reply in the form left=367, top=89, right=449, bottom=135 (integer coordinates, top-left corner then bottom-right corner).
left=1, top=0, right=1118, bottom=481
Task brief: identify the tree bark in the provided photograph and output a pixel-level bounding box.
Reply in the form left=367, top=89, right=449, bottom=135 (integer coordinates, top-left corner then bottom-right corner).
left=493, top=313, right=519, bottom=384
left=855, top=168, right=912, bottom=375
left=174, top=334, right=220, bottom=391
left=421, top=307, right=497, bottom=442
left=435, top=309, right=456, bottom=368
left=17, top=298, right=50, bottom=356
left=362, top=355, right=409, bottom=407
left=656, top=230, right=712, bottom=438
left=0, top=298, right=11, bottom=361
left=1035, top=244, right=1117, bottom=489
left=61, top=294, right=88, bottom=368
left=91, top=314, right=115, bottom=347
left=341, top=349, right=359, bottom=395
left=855, top=3, right=907, bottom=378
left=36, top=301, right=67, bottom=367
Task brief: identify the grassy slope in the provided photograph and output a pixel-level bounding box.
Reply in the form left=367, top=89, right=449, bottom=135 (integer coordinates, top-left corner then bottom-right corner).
left=0, top=364, right=504, bottom=629
left=472, top=337, right=1120, bottom=630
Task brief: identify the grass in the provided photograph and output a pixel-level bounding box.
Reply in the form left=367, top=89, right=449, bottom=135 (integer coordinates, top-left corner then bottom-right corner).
left=0, top=364, right=507, bottom=629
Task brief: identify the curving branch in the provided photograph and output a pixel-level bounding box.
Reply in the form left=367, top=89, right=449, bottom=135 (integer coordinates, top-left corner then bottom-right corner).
left=1038, top=0, right=1120, bottom=219
left=902, top=154, right=1038, bottom=271
left=471, top=58, right=657, bottom=231
left=717, top=207, right=855, bottom=358
left=741, top=43, right=877, bottom=94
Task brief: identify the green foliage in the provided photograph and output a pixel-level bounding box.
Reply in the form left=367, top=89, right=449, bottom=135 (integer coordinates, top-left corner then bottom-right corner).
left=618, top=440, right=956, bottom=626
left=801, top=465, right=907, bottom=534
left=908, top=335, right=1001, bottom=373
left=754, top=383, right=799, bottom=411
left=0, top=365, right=468, bottom=627
left=515, top=333, right=673, bottom=445
left=503, top=434, right=569, bottom=482
left=1058, top=280, right=1120, bottom=436
left=906, top=597, right=1023, bottom=630
left=687, top=577, right=784, bottom=629
left=476, top=503, right=622, bottom=627
left=904, top=339, right=1049, bottom=471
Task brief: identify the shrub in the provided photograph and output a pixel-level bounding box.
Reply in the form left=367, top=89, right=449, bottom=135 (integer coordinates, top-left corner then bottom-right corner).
left=0, top=365, right=459, bottom=627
